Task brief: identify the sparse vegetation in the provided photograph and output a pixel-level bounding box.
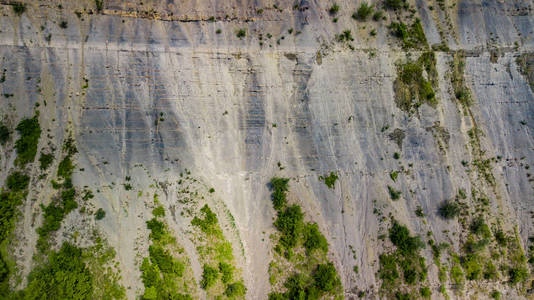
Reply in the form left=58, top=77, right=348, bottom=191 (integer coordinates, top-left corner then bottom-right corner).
left=354, top=3, right=373, bottom=21
left=236, top=28, right=246, bottom=39
left=11, top=2, right=26, bottom=15
left=329, top=4, right=340, bottom=15
left=438, top=201, right=460, bottom=219
left=0, top=124, right=9, bottom=145
left=319, top=172, right=338, bottom=189
left=14, top=116, right=41, bottom=166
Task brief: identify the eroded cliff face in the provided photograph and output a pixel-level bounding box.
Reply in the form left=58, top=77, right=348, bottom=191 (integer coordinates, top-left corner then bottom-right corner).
left=0, top=0, right=533, bottom=299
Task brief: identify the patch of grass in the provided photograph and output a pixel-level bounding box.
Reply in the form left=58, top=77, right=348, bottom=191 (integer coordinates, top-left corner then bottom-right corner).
left=11, top=2, right=26, bottom=15
left=236, top=28, right=246, bottom=39
left=390, top=171, right=399, bottom=182
left=303, top=223, right=328, bottom=253
left=313, top=263, right=342, bottom=292
left=24, top=243, right=93, bottom=299
left=270, top=177, right=289, bottom=210
left=387, top=186, right=401, bottom=200
left=390, top=19, right=428, bottom=49
left=95, top=208, right=105, bottom=220
left=353, top=3, right=373, bottom=21
left=319, top=172, right=338, bottom=189
left=200, top=265, right=219, bottom=289
left=225, top=281, right=246, bottom=298
left=438, top=201, right=460, bottom=219
left=329, top=3, right=340, bottom=15
left=191, top=205, right=219, bottom=235
left=6, top=172, right=30, bottom=192
left=0, top=124, right=9, bottom=145
left=274, top=205, right=304, bottom=249
left=385, top=0, right=406, bottom=10
left=39, top=152, right=54, bottom=170
left=14, top=116, right=41, bottom=166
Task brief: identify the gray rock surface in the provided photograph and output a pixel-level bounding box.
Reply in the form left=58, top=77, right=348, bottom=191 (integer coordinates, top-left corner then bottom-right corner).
left=0, top=0, right=533, bottom=298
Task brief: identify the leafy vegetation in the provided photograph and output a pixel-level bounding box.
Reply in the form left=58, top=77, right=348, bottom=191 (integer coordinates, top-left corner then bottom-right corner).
left=354, top=3, right=373, bottom=21
left=0, top=124, right=9, bottom=145
left=268, top=177, right=342, bottom=299
left=378, top=221, right=427, bottom=297
left=319, top=172, right=338, bottom=189
left=329, top=3, right=340, bottom=15
left=236, top=28, right=246, bottom=39
left=11, top=2, right=26, bottom=15
left=387, top=186, right=401, bottom=200
left=389, top=19, right=428, bottom=49
left=14, top=116, right=41, bottom=166
left=95, top=208, right=106, bottom=220
left=141, top=202, right=195, bottom=299
left=438, top=201, right=460, bottom=219
left=393, top=52, right=438, bottom=113
left=39, top=152, right=54, bottom=170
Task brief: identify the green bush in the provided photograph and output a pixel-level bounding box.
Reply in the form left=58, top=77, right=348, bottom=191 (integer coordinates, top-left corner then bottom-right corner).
left=388, top=186, right=401, bottom=200
left=304, top=223, right=328, bottom=253
left=0, top=124, right=9, bottom=145
left=319, top=172, right=338, bottom=189
left=219, top=262, right=234, bottom=283
left=470, top=217, right=491, bottom=238
left=39, top=152, right=54, bottom=170
left=313, top=263, right=341, bottom=292
left=200, top=265, right=219, bottom=289
left=6, top=172, right=29, bottom=192
left=420, top=286, right=431, bottom=298
left=11, top=2, right=26, bottom=15
left=57, top=156, right=74, bottom=179
left=95, top=0, right=103, bottom=12
left=236, top=28, right=246, bottom=38
left=149, top=245, right=183, bottom=275
left=274, top=205, right=304, bottom=249
left=354, top=3, right=373, bottom=20
left=385, top=0, right=405, bottom=9
left=152, top=206, right=165, bottom=217
left=14, top=116, right=41, bottom=166
left=389, top=221, right=424, bottom=255
left=25, top=242, right=93, bottom=299
left=270, top=177, right=289, bottom=211
left=329, top=3, right=340, bottom=15
left=146, top=218, right=166, bottom=240
left=191, top=205, right=218, bottom=235
left=225, top=281, right=246, bottom=298
left=0, top=191, right=23, bottom=242
left=509, top=266, right=528, bottom=284
left=373, top=10, right=384, bottom=21
left=95, top=208, right=106, bottom=220
left=379, top=254, right=399, bottom=286
left=438, top=201, right=460, bottom=219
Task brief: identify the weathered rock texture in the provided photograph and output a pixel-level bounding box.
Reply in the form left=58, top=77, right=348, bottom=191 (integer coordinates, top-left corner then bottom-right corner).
left=0, top=0, right=533, bottom=299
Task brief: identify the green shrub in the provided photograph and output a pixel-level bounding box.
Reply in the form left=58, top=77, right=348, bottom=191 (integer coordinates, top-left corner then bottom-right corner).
left=200, top=265, right=218, bottom=289
left=6, top=172, right=29, bottom=192
left=379, top=254, right=399, bottom=286
left=59, top=21, right=68, bottom=29
left=389, top=20, right=428, bottom=49
left=0, top=191, right=24, bottom=242
left=385, top=0, right=405, bottom=9
left=25, top=243, right=93, bottom=299
left=438, top=201, right=460, bottom=219
left=390, top=171, right=398, bottom=182
left=420, top=286, right=431, bottom=298
left=0, top=124, right=9, bottom=145
left=270, top=177, right=289, bottom=211
left=11, top=2, right=26, bottom=15
left=354, top=3, right=373, bottom=20
left=57, top=156, right=74, bottom=179
left=149, top=245, right=183, bottom=275
left=219, top=262, right=234, bottom=283
left=191, top=204, right=218, bottom=235
left=95, top=208, right=106, bottom=220
left=304, top=223, right=328, bottom=253
left=152, top=206, right=165, bottom=217
left=95, top=0, right=103, bottom=12
left=373, top=10, right=384, bottom=21
left=319, top=172, right=338, bottom=189
left=389, top=221, right=424, bottom=255
left=470, top=217, right=491, bottom=238
left=225, top=281, right=246, bottom=298
left=274, top=205, right=304, bottom=249
left=509, top=266, right=528, bottom=284
left=313, top=263, right=341, bottom=292
left=388, top=186, right=401, bottom=200
left=491, top=290, right=501, bottom=300
left=329, top=4, right=340, bottom=15
left=236, top=28, right=246, bottom=38
left=146, top=218, right=166, bottom=240
left=14, top=116, right=41, bottom=166
left=39, top=152, right=54, bottom=170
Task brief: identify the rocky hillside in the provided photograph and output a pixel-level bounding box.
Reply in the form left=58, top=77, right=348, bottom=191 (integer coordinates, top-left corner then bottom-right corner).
left=0, top=0, right=533, bottom=299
